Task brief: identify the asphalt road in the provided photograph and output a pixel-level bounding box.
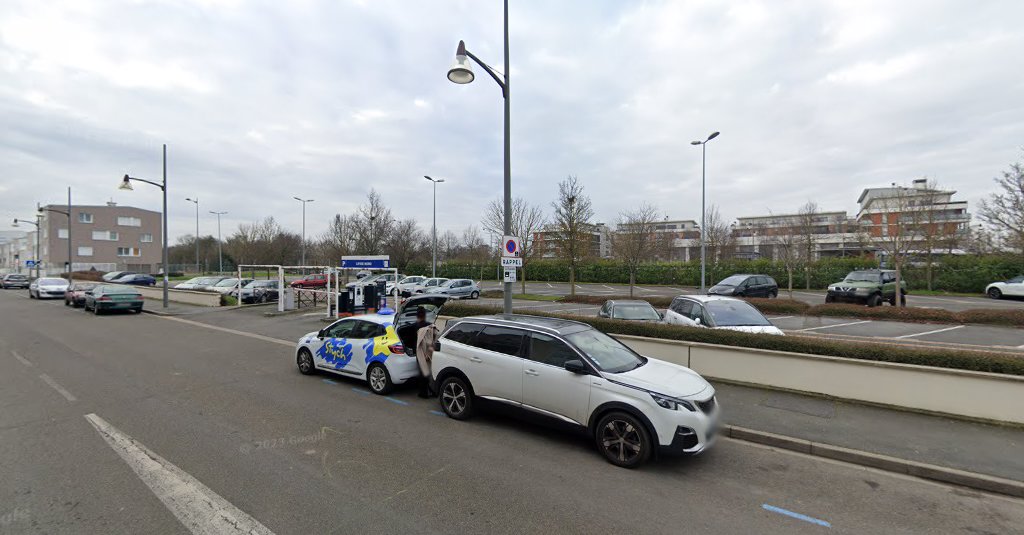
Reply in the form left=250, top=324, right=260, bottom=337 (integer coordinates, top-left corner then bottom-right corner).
left=2, top=292, right=1023, bottom=534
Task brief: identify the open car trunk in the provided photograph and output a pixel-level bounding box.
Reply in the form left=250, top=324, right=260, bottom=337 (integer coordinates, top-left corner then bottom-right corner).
left=395, top=295, right=448, bottom=355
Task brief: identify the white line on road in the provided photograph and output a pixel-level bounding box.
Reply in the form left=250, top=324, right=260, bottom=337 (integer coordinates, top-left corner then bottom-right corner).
left=39, top=373, right=76, bottom=401
left=894, top=325, right=965, bottom=339
left=796, top=320, right=872, bottom=332
left=84, top=413, right=275, bottom=535
left=546, top=283, right=553, bottom=288
left=11, top=350, right=33, bottom=367
left=766, top=316, right=793, bottom=320
left=602, top=285, right=614, bottom=290
left=158, top=316, right=293, bottom=347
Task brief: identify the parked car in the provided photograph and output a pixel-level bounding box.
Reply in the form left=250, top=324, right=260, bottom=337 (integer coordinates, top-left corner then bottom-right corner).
left=65, top=282, right=98, bottom=307
left=1, top=273, right=30, bottom=289
left=663, top=295, right=784, bottom=335
left=174, top=276, right=228, bottom=290
left=291, top=273, right=332, bottom=289
left=102, top=270, right=137, bottom=282
left=29, top=277, right=70, bottom=299
left=355, top=270, right=372, bottom=280
left=344, top=273, right=405, bottom=295
left=294, top=295, right=449, bottom=394
left=985, top=276, right=1024, bottom=299
left=84, top=284, right=145, bottom=314
left=431, top=314, right=720, bottom=467
left=396, top=276, right=426, bottom=295
left=708, top=274, right=778, bottom=298
left=825, top=269, right=906, bottom=307
left=114, top=273, right=157, bottom=286
left=235, top=280, right=280, bottom=303
left=598, top=300, right=663, bottom=322
left=426, top=279, right=480, bottom=299
left=208, top=278, right=253, bottom=294
left=405, top=277, right=449, bottom=296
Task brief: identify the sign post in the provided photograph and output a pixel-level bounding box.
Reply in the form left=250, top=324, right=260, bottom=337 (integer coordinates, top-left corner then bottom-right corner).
left=500, top=235, right=521, bottom=293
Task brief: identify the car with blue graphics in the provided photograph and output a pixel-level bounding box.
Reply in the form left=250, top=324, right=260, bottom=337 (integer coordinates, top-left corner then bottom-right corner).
left=294, top=294, right=448, bottom=394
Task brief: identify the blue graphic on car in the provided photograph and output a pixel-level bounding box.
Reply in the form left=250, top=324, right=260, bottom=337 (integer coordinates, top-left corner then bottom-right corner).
left=317, top=338, right=354, bottom=369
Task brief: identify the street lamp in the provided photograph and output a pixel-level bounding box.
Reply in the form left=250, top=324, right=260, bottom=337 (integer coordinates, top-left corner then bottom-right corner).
left=690, top=131, right=720, bottom=293
left=37, top=187, right=74, bottom=286
left=448, top=0, right=513, bottom=314
left=12, top=216, right=42, bottom=279
left=293, top=197, right=314, bottom=265
left=185, top=197, right=200, bottom=274
left=210, top=211, right=227, bottom=273
left=120, top=143, right=169, bottom=308
left=424, top=176, right=446, bottom=277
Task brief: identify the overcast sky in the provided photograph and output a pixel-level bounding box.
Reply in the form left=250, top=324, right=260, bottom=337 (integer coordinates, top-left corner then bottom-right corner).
left=2, top=0, right=1022, bottom=244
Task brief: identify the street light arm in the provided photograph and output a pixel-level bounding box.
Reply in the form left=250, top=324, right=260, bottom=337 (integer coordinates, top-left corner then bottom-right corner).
left=40, top=207, right=70, bottom=216
left=125, top=175, right=165, bottom=190
left=463, top=48, right=507, bottom=94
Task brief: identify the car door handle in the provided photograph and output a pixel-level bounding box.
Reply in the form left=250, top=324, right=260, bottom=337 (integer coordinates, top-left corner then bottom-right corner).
left=524, top=369, right=539, bottom=376
left=469, top=357, right=483, bottom=363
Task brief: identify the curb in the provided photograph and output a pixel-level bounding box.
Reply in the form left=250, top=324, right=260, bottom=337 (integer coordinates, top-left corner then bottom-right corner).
left=724, top=425, right=1024, bottom=499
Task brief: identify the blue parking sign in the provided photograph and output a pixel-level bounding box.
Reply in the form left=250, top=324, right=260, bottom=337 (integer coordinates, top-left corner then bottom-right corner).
left=25, top=260, right=37, bottom=267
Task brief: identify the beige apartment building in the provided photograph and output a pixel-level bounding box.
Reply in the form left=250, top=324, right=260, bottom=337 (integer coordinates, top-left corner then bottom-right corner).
left=34, top=202, right=163, bottom=274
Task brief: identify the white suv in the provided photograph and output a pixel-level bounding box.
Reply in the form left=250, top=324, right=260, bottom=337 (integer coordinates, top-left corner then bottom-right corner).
left=431, top=314, right=720, bottom=467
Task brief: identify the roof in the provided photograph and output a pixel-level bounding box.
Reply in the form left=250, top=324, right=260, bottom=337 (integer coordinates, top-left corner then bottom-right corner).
left=456, top=314, right=593, bottom=335
left=606, top=300, right=656, bottom=306
left=673, top=294, right=747, bottom=304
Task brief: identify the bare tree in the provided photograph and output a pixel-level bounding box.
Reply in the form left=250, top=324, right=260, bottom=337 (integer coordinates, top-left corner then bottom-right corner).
left=481, top=197, right=547, bottom=293
left=550, top=175, right=595, bottom=296
left=438, top=230, right=461, bottom=262
left=702, top=205, right=733, bottom=262
left=352, top=189, right=395, bottom=255
left=385, top=219, right=424, bottom=271
left=978, top=154, right=1024, bottom=256
left=870, top=182, right=934, bottom=307
left=611, top=203, right=660, bottom=297
left=761, top=216, right=801, bottom=298
left=912, top=179, right=957, bottom=290
left=315, top=214, right=356, bottom=265
left=225, top=216, right=301, bottom=265
left=794, top=201, right=820, bottom=289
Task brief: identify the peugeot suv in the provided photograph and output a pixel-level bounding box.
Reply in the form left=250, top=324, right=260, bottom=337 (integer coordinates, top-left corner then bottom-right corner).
left=431, top=314, right=720, bottom=467
left=826, top=269, right=907, bottom=307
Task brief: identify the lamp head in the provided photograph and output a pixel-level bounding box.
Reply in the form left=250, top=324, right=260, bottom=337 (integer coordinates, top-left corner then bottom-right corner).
left=707, top=131, right=720, bottom=141
left=12, top=219, right=19, bottom=227
left=119, top=175, right=133, bottom=191
left=447, top=40, right=475, bottom=84
left=690, top=141, right=702, bottom=145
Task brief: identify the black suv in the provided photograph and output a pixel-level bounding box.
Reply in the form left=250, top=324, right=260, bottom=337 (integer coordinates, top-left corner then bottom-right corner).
left=1, top=274, right=30, bottom=289
left=707, top=274, right=778, bottom=298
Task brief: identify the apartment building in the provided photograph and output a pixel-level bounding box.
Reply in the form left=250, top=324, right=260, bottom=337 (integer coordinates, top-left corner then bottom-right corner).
left=533, top=223, right=612, bottom=259
left=856, top=179, right=970, bottom=243
left=0, top=231, right=31, bottom=273
left=732, top=211, right=865, bottom=260
left=34, top=202, right=163, bottom=274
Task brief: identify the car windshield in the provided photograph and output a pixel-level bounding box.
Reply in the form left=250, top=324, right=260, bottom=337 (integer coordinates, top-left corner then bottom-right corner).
left=565, top=329, right=644, bottom=373
left=7, top=275, right=27, bottom=280
left=438, top=280, right=456, bottom=288
left=215, top=279, right=240, bottom=287
left=844, top=272, right=881, bottom=282
left=103, top=286, right=140, bottom=295
left=716, top=275, right=747, bottom=286
left=705, top=300, right=772, bottom=327
left=195, top=277, right=221, bottom=285
left=612, top=304, right=661, bottom=321
left=400, top=277, right=422, bottom=284
left=39, top=278, right=66, bottom=285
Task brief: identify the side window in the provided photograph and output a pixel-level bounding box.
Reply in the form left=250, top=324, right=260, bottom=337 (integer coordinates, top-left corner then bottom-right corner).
left=599, top=302, right=609, bottom=316
left=672, top=299, right=694, bottom=317
left=1010, top=276, right=1024, bottom=284
left=443, top=322, right=484, bottom=345
left=689, top=304, right=706, bottom=323
left=527, top=333, right=578, bottom=368
left=351, top=320, right=384, bottom=339
left=474, top=326, right=525, bottom=356
left=325, top=320, right=356, bottom=338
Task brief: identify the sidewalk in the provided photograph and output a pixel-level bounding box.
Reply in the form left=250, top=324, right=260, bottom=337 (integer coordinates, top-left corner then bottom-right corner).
left=714, top=381, right=1024, bottom=483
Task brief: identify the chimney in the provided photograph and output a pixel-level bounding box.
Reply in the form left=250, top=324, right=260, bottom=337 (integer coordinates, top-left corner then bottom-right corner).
left=913, top=179, right=927, bottom=189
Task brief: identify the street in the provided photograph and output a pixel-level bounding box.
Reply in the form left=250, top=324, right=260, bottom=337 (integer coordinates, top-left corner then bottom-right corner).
left=2, top=290, right=1023, bottom=534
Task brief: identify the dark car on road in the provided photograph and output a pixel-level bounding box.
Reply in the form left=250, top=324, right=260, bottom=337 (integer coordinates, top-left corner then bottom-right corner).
left=826, top=269, right=906, bottom=307
left=1, top=273, right=30, bottom=289
left=84, top=285, right=145, bottom=314
left=115, top=273, right=157, bottom=286
left=235, top=280, right=280, bottom=303
left=708, top=274, right=778, bottom=298
left=598, top=300, right=663, bottom=322
left=65, top=282, right=99, bottom=307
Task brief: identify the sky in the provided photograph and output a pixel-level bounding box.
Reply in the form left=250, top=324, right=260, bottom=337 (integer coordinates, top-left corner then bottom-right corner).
left=2, top=0, right=1023, bottom=244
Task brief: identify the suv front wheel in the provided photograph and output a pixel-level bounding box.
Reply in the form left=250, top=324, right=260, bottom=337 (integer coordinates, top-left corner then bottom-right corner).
left=595, top=411, right=652, bottom=468
left=439, top=376, right=475, bottom=420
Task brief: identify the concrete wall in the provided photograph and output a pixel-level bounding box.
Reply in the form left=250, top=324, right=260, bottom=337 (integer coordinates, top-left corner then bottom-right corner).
left=132, top=285, right=221, bottom=307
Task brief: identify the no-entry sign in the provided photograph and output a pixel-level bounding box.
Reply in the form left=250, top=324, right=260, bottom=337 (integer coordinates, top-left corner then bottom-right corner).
left=502, top=235, right=521, bottom=258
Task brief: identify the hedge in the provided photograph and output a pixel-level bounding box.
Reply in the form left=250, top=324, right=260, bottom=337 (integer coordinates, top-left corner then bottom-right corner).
left=438, top=302, right=1024, bottom=376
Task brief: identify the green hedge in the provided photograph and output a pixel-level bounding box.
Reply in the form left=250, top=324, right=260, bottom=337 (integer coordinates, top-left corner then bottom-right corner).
left=439, top=302, right=1024, bottom=376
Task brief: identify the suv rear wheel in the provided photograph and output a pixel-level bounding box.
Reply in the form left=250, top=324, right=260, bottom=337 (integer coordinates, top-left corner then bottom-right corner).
left=595, top=411, right=651, bottom=468
left=439, top=376, right=474, bottom=420
left=867, top=294, right=882, bottom=307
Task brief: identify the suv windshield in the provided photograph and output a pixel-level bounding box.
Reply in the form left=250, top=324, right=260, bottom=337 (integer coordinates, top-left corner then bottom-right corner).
left=705, top=300, right=771, bottom=327
left=612, top=304, right=661, bottom=321
left=844, top=272, right=881, bottom=282
left=716, top=275, right=747, bottom=286
left=565, top=329, right=644, bottom=373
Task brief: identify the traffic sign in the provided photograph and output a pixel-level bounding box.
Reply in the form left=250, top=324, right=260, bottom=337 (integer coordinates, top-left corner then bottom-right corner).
left=24, top=260, right=37, bottom=267
left=503, top=268, right=517, bottom=283
left=500, top=257, right=522, bottom=267
left=502, top=235, right=521, bottom=258
left=340, top=255, right=390, bottom=269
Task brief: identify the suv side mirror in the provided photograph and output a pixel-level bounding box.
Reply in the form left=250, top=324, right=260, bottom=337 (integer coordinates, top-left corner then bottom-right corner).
left=693, top=317, right=702, bottom=325
left=564, top=359, right=588, bottom=374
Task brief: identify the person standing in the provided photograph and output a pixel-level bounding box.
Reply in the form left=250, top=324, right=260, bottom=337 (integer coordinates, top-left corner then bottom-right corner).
left=413, top=307, right=439, bottom=398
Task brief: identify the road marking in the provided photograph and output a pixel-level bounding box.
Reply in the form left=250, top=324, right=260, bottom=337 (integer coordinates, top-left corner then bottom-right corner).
left=602, top=285, right=614, bottom=290
left=894, top=325, right=965, bottom=339
left=546, top=283, right=553, bottom=288
left=352, top=387, right=371, bottom=395
left=429, top=410, right=445, bottom=416
left=762, top=504, right=831, bottom=528
left=84, top=413, right=275, bottom=535
left=11, top=350, right=33, bottom=367
left=38, top=374, right=76, bottom=401
left=385, top=397, right=409, bottom=406
left=322, top=378, right=339, bottom=385
left=796, top=320, right=871, bottom=332
left=766, top=316, right=793, bottom=320
left=158, top=316, right=294, bottom=346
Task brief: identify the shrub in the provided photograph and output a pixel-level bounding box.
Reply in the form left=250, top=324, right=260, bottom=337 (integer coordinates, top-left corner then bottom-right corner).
left=805, top=304, right=961, bottom=323
left=559, top=294, right=809, bottom=315
left=438, top=302, right=1024, bottom=376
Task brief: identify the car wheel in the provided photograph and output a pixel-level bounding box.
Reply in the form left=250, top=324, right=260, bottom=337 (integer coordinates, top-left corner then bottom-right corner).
left=470, top=291, right=479, bottom=299
left=93, top=305, right=103, bottom=315
left=825, top=294, right=834, bottom=303
left=867, top=294, right=882, bottom=308
left=439, top=376, right=475, bottom=420
left=64, top=299, right=70, bottom=306
left=134, top=307, right=143, bottom=314
left=366, top=363, right=394, bottom=395
left=988, top=288, right=1002, bottom=299
left=770, top=290, right=778, bottom=298
left=296, top=348, right=315, bottom=375
left=595, top=411, right=652, bottom=468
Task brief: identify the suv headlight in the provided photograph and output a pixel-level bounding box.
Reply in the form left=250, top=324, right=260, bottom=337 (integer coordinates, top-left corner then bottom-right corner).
left=650, top=393, right=696, bottom=412
left=855, top=287, right=870, bottom=294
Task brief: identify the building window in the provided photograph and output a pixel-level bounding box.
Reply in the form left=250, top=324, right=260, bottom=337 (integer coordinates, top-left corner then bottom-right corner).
left=58, top=228, right=68, bottom=239
left=141, top=233, right=153, bottom=243
left=78, top=212, right=93, bottom=223
left=117, top=216, right=142, bottom=227
left=117, top=247, right=141, bottom=257
left=92, top=230, right=118, bottom=241
left=78, top=246, right=94, bottom=257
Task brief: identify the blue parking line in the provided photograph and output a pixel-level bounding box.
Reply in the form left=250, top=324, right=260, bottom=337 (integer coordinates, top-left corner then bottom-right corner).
left=762, top=504, right=831, bottom=528
left=322, top=379, right=338, bottom=385
left=429, top=410, right=445, bottom=416
left=351, top=387, right=370, bottom=395
left=385, top=397, right=409, bottom=406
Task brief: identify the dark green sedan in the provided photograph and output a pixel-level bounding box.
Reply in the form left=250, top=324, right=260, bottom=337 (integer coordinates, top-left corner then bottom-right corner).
left=84, top=285, right=145, bottom=315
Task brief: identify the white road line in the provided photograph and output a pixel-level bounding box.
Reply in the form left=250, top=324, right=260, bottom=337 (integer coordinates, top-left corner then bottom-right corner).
left=546, top=283, right=553, bottom=288
left=158, top=316, right=294, bottom=347
left=11, top=350, right=33, bottom=367
left=894, top=325, right=965, bottom=339
left=766, top=316, right=794, bottom=320
left=84, top=413, right=275, bottom=535
left=602, top=285, right=614, bottom=290
left=38, top=374, right=76, bottom=402
left=792, top=291, right=824, bottom=298
left=796, top=320, right=872, bottom=332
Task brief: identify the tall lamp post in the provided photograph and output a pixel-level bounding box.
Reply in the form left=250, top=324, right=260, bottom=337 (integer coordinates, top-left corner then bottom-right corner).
left=37, top=187, right=74, bottom=285
left=690, top=131, right=720, bottom=293
left=210, top=211, right=227, bottom=273
left=185, top=197, right=200, bottom=274
left=12, top=216, right=42, bottom=279
left=120, top=143, right=169, bottom=308
left=447, top=0, right=513, bottom=314
left=423, top=176, right=445, bottom=277
left=293, top=197, right=314, bottom=266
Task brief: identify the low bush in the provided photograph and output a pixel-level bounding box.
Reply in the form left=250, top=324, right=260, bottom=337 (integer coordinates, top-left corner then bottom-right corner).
left=439, top=302, right=1024, bottom=376
left=61, top=271, right=105, bottom=282
left=805, top=304, right=961, bottom=323
left=559, top=294, right=810, bottom=315
left=958, top=309, right=1024, bottom=327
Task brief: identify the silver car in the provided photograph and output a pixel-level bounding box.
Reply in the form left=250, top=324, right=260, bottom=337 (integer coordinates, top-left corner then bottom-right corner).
left=29, top=277, right=70, bottom=299
left=426, top=278, right=480, bottom=299
left=407, top=277, right=449, bottom=296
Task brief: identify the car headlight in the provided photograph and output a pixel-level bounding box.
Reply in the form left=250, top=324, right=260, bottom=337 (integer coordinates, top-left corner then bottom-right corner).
left=855, top=288, right=870, bottom=294
left=650, top=392, right=696, bottom=412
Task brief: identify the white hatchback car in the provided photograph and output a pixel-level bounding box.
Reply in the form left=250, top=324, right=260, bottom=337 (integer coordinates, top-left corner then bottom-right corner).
left=294, top=295, right=448, bottom=394
left=986, top=276, right=1024, bottom=299
left=29, top=277, right=70, bottom=299
left=431, top=315, right=720, bottom=467
left=663, top=295, right=784, bottom=336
